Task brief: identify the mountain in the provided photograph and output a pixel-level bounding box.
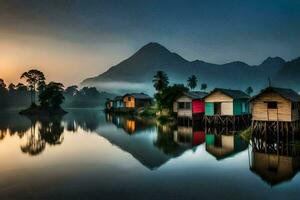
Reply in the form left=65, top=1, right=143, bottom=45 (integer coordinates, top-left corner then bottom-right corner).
left=274, top=57, right=300, bottom=90
left=82, top=42, right=287, bottom=93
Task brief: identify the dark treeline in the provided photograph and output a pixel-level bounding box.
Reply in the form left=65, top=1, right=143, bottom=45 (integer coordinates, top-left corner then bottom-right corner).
left=0, top=78, right=114, bottom=110
left=63, top=85, right=114, bottom=108
left=0, top=80, right=31, bottom=108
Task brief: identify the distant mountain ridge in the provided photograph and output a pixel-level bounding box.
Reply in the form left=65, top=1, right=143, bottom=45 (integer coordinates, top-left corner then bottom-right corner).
left=82, top=42, right=299, bottom=93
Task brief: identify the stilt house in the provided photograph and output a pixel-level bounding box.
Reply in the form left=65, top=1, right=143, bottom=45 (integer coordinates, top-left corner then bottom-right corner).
left=250, top=87, right=300, bottom=122
left=173, top=91, right=208, bottom=118
left=204, top=88, right=250, bottom=116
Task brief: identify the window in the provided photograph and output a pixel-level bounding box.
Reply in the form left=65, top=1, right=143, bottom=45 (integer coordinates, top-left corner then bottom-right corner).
left=186, top=102, right=191, bottom=109
left=178, top=102, right=191, bottom=109
left=178, top=102, right=185, bottom=109
left=128, top=97, right=131, bottom=101
left=267, top=101, right=277, bottom=109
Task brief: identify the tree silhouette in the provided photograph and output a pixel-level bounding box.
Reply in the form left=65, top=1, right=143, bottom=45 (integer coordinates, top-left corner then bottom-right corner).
left=187, top=75, right=197, bottom=90
left=39, top=117, right=64, bottom=145
left=246, top=86, right=254, bottom=96
left=21, top=121, right=46, bottom=156
left=201, top=83, right=207, bottom=92
left=39, top=82, right=65, bottom=108
left=21, top=69, right=45, bottom=105
left=159, top=84, right=189, bottom=111
left=65, top=85, right=79, bottom=97
left=153, top=71, right=169, bottom=92
left=0, top=79, right=6, bottom=89
left=8, top=83, right=16, bottom=91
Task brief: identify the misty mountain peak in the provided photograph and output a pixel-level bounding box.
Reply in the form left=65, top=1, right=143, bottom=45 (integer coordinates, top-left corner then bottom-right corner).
left=136, top=42, right=171, bottom=55
left=260, top=56, right=285, bottom=66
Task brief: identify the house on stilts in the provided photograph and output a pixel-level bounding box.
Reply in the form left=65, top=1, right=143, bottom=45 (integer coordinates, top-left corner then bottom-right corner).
left=203, top=88, right=251, bottom=127
left=123, top=93, right=152, bottom=109
left=250, top=87, right=300, bottom=135
left=173, top=91, right=208, bottom=124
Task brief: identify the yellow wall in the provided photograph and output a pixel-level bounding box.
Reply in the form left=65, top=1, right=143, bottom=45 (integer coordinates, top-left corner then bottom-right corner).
left=124, top=96, right=135, bottom=108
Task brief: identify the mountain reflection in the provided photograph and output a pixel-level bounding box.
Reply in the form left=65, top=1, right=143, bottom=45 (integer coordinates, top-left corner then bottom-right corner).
left=250, top=134, right=300, bottom=186
left=103, top=113, right=201, bottom=170
left=2, top=110, right=300, bottom=187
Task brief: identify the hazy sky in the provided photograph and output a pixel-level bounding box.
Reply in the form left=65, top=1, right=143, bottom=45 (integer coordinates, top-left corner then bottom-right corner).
left=0, top=0, right=300, bottom=86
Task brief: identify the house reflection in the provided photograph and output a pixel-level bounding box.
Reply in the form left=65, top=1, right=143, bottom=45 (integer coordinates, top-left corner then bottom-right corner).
left=101, top=114, right=193, bottom=170
left=105, top=113, right=155, bottom=135
left=205, top=127, right=248, bottom=160
left=250, top=134, right=300, bottom=186
left=174, top=123, right=205, bottom=148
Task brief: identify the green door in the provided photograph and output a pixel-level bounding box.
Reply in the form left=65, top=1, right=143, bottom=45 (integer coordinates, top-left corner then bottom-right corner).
left=205, top=102, right=214, bottom=116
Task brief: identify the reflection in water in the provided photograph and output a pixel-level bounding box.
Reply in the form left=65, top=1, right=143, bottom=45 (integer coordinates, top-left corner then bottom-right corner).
left=21, top=116, right=64, bottom=156
left=103, top=113, right=198, bottom=169
left=0, top=111, right=64, bottom=156
left=205, top=127, right=248, bottom=160
left=250, top=134, right=300, bottom=186
left=2, top=110, right=300, bottom=191
left=105, top=113, right=156, bottom=135
left=174, top=124, right=205, bottom=148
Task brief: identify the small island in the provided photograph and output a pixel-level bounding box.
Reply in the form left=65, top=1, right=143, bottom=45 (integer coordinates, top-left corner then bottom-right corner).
left=19, top=69, right=67, bottom=116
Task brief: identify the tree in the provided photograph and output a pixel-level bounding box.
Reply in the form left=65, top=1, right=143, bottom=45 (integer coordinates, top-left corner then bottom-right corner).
left=158, top=84, right=189, bottom=111
left=39, top=82, right=65, bottom=108
left=21, top=69, right=45, bottom=105
left=8, top=83, right=16, bottom=91
left=187, top=75, right=197, bottom=90
left=245, top=86, right=253, bottom=96
left=16, top=83, right=28, bottom=92
left=153, top=71, right=169, bottom=92
left=0, top=79, right=8, bottom=108
left=201, top=83, right=207, bottom=92
left=0, top=79, right=6, bottom=89
left=65, top=85, right=79, bottom=97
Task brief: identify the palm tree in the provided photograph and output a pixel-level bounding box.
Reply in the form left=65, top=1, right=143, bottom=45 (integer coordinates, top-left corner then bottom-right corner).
left=201, top=83, right=207, bottom=92
left=187, top=75, right=197, bottom=90
left=153, top=71, right=169, bottom=92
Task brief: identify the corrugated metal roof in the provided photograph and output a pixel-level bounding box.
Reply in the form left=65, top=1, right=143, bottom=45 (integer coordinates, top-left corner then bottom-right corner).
left=205, top=88, right=250, bottom=100
left=251, top=87, right=300, bottom=102
left=183, top=91, right=208, bottom=99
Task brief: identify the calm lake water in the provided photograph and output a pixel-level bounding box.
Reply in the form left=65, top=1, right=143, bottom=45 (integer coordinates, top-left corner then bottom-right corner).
left=0, top=109, right=300, bottom=200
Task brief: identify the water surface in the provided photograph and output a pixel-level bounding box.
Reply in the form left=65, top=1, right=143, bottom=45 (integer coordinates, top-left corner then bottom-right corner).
left=0, top=109, right=299, bottom=200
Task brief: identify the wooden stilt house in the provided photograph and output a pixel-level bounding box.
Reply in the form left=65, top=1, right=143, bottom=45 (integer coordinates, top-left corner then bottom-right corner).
left=173, top=91, right=208, bottom=119
left=123, top=93, right=152, bottom=109
left=250, top=87, right=300, bottom=135
left=203, top=88, right=250, bottom=126
left=204, top=88, right=250, bottom=116
left=250, top=87, right=300, bottom=122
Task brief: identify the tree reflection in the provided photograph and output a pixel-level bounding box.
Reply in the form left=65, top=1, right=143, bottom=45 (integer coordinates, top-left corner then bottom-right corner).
left=21, top=122, right=46, bottom=156
left=39, top=117, right=64, bottom=145
left=20, top=116, right=64, bottom=156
